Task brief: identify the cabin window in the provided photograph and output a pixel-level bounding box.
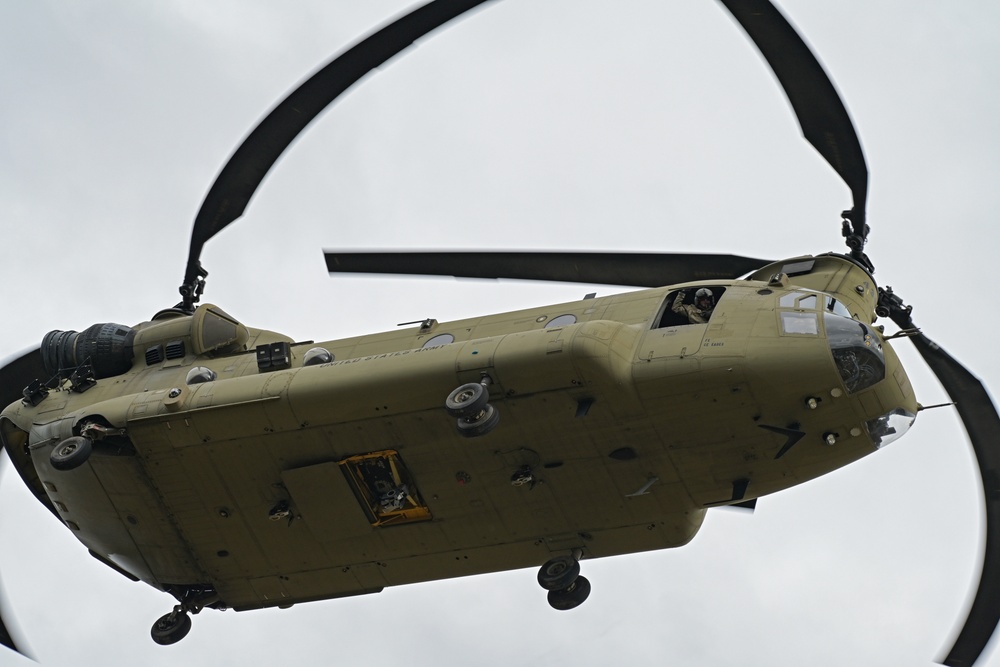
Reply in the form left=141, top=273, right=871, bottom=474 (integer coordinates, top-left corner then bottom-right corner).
left=655, top=287, right=726, bottom=328
left=422, top=333, right=454, bottom=348
left=544, top=314, right=577, bottom=328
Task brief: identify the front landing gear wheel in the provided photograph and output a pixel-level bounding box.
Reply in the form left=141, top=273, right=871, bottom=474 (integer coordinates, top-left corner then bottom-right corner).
left=151, top=609, right=192, bottom=645
left=547, top=575, right=591, bottom=611
left=537, top=555, right=580, bottom=591
left=50, top=436, right=92, bottom=471
left=456, top=403, right=499, bottom=438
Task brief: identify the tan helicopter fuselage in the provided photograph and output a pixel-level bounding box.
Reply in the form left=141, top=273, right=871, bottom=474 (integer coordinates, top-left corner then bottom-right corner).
left=0, top=254, right=917, bottom=612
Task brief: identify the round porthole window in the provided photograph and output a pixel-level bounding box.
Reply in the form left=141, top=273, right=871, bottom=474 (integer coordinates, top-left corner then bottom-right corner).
left=303, top=347, right=333, bottom=366
left=544, top=314, right=577, bottom=328
left=185, top=366, right=217, bottom=385
left=422, top=333, right=455, bottom=348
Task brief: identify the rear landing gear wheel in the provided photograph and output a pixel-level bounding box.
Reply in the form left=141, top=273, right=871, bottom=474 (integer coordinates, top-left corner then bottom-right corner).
left=547, top=575, right=591, bottom=611
left=537, top=555, right=580, bottom=591
left=50, top=436, right=92, bottom=471
left=456, top=403, right=499, bottom=438
left=445, top=382, right=489, bottom=418
left=151, top=609, right=192, bottom=645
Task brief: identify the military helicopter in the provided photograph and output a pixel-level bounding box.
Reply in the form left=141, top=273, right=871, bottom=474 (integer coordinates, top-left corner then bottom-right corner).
left=0, top=1, right=996, bottom=667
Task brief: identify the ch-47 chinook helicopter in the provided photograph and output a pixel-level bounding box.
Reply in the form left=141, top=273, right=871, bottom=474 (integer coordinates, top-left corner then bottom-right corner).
left=1, top=0, right=998, bottom=665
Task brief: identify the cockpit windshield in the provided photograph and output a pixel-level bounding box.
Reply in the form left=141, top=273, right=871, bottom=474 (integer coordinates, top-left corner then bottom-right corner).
left=825, top=313, right=885, bottom=393
left=778, top=288, right=884, bottom=393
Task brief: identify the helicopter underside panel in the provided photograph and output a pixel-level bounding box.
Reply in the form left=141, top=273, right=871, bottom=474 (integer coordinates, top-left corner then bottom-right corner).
left=117, top=360, right=705, bottom=610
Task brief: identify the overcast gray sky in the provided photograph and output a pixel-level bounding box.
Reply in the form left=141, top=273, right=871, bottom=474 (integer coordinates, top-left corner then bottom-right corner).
left=2, top=1, right=999, bottom=665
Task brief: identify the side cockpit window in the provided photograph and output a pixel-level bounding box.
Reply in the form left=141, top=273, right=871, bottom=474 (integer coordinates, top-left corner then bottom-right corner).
left=655, top=287, right=726, bottom=328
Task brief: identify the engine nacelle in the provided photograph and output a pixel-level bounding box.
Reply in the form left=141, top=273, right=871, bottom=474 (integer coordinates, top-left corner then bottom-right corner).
left=41, top=323, right=136, bottom=380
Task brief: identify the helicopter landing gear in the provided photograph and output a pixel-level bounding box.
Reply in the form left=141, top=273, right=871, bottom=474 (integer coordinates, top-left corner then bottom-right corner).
left=150, top=607, right=192, bottom=646
left=446, top=376, right=499, bottom=437
left=445, top=382, right=489, bottom=418
left=50, top=436, right=93, bottom=471
left=456, top=403, right=500, bottom=438
left=538, top=552, right=590, bottom=611
left=547, top=576, right=591, bottom=611
left=537, top=554, right=580, bottom=590
left=150, top=587, right=218, bottom=645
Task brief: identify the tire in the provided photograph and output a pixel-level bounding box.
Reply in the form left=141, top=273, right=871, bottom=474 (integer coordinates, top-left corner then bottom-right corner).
left=537, top=555, right=580, bottom=591
left=456, top=404, right=499, bottom=438
left=547, top=575, right=591, bottom=611
left=445, top=382, right=489, bottom=418
left=150, top=611, right=192, bottom=645
left=50, top=436, right=93, bottom=471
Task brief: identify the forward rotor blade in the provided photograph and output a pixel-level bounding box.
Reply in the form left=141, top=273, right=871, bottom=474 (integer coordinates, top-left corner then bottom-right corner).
left=898, top=327, right=1000, bottom=667
left=718, top=0, right=868, bottom=235
left=324, top=251, right=770, bottom=287
left=183, top=0, right=496, bottom=290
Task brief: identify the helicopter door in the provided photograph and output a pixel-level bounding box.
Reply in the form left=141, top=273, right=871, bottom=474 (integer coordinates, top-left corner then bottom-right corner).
left=640, top=288, right=726, bottom=361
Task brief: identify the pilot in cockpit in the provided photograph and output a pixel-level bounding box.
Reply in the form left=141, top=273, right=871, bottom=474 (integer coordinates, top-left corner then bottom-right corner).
left=672, top=288, right=716, bottom=324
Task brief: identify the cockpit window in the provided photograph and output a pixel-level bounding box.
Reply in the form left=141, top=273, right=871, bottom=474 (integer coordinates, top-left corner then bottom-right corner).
left=824, top=296, right=852, bottom=318
left=866, top=408, right=916, bottom=449
left=779, top=291, right=820, bottom=310
left=781, top=311, right=819, bottom=335
left=825, top=313, right=885, bottom=393
left=655, top=287, right=726, bottom=328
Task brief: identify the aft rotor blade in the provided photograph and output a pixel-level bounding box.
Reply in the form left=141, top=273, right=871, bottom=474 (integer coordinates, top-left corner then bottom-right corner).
left=0, top=348, right=47, bottom=658
left=324, top=251, right=770, bottom=287
left=0, top=347, right=45, bottom=409
left=718, top=0, right=868, bottom=235
left=898, top=328, right=1000, bottom=666
left=0, top=524, right=20, bottom=655
left=183, top=0, right=496, bottom=290
left=0, top=476, right=29, bottom=659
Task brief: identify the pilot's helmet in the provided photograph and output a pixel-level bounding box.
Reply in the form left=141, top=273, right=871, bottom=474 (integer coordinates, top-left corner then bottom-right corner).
left=694, top=288, right=715, bottom=310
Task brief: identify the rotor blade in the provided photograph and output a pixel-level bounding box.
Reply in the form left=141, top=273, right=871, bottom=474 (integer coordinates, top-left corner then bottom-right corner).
left=898, top=328, right=1000, bottom=666
left=0, top=455, right=19, bottom=656
left=0, top=348, right=47, bottom=658
left=0, top=552, right=21, bottom=655
left=0, top=347, right=45, bottom=410
left=324, top=251, right=771, bottom=288
left=0, top=458, right=27, bottom=658
left=183, top=0, right=496, bottom=290
left=717, top=0, right=868, bottom=235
